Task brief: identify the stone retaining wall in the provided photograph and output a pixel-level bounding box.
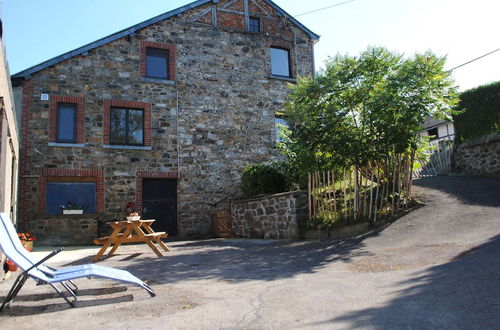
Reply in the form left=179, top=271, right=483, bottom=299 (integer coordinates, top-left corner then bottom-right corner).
left=25, top=214, right=104, bottom=246
left=231, top=191, right=307, bottom=239
left=453, top=134, right=500, bottom=177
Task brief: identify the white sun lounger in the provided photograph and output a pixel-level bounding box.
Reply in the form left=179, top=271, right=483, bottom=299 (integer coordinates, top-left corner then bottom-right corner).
left=0, top=213, right=155, bottom=311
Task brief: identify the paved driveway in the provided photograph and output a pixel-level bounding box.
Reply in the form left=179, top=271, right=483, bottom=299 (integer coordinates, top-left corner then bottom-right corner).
left=1, top=176, right=499, bottom=329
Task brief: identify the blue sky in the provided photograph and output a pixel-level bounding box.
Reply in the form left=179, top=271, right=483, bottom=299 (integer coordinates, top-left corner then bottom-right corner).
left=2, top=0, right=499, bottom=90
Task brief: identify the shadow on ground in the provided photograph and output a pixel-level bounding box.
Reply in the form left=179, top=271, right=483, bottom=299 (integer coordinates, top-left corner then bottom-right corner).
left=414, top=176, right=500, bottom=207
left=0, top=230, right=381, bottom=315
left=319, top=234, right=500, bottom=329
left=64, top=226, right=395, bottom=285
left=117, top=238, right=367, bottom=284
left=2, top=286, right=134, bottom=316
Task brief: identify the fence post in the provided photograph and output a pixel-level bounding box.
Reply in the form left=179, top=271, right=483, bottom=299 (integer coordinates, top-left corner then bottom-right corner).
left=308, top=173, right=312, bottom=221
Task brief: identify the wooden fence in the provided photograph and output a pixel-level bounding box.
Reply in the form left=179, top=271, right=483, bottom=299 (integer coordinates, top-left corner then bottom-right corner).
left=413, top=139, right=453, bottom=178
left=308, top=154, right=414, bottom=225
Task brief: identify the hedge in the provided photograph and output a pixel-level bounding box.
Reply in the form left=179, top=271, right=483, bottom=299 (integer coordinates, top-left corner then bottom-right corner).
left=453, top=81, right=500, bottom=143
left=240, top=164, right=289, bottom=198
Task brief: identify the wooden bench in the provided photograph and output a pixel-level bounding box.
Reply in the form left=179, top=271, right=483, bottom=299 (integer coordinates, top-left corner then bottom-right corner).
left=93, top=232, right=167, bottom=245
left=93, top=219, right=169, bottom=261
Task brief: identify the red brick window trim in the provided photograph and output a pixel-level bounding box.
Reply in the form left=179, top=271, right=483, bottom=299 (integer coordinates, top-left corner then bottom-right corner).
left=140, top=41, right=176, bottom=81
left=103, top=99, right=152, bottom=147
left=135, top=171, right=179, bottom=215
left=38, top=168, right=104, bottom=214
left=49, top=95, right=84, bottom=144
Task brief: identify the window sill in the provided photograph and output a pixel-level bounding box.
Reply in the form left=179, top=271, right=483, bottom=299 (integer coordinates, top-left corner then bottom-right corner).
left=139, top=77, right=176, bottom=85
left=103, top=145, right=152, bottom=151
left=48, top=142, right=86, bottom=148
left=269, top=74, right=296, bottom=83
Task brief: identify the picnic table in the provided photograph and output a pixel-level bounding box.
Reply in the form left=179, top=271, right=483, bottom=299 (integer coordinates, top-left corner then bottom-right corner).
left=93, top=219, right=169, bottom=261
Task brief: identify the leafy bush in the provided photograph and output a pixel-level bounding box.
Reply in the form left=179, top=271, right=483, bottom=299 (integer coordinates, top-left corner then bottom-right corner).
left=240, top=164, right=289, bottom=198
left=453, top=81, right=500, bottom=143
left=282, top=47, right=458, bottom=174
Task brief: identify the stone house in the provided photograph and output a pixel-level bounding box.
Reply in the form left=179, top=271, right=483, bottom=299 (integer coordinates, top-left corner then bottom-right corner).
left=12, top=0, right=319, bottom=243
left=0, top=18, right=21, bottom=278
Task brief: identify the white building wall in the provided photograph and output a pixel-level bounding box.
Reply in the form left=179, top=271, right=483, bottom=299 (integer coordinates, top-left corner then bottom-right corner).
left=0, top=33, right=19, bottom=222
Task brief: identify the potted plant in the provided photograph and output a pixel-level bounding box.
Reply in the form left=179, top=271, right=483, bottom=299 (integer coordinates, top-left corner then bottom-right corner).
left=5, top=259, right=17, bottom=272
left=60, top=200, right=84, bottom=215
left=18, top=232, right=36, bottom=251
left=125, top=202, right=140, bottom=220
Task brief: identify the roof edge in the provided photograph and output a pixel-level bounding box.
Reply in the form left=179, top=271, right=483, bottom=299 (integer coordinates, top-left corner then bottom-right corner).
left=264, top=0, right=320, bottom=41
left=12, top=0, right=213, bottom=78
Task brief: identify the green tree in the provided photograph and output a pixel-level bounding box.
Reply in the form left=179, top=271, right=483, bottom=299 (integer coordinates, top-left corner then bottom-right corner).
left=281, top=47, right=458, bottom=176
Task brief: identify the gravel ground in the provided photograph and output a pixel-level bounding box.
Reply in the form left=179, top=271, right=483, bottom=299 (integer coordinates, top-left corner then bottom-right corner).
left=1, top=176, right=499, bottom=329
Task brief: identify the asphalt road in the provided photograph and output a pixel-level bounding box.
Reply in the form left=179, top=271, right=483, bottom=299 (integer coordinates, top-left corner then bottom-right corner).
left=1, top=176, right=499, bottom=329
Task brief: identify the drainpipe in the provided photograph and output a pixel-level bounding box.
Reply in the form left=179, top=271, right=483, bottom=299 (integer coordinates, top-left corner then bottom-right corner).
left=176, top=90, right=181, bottom=235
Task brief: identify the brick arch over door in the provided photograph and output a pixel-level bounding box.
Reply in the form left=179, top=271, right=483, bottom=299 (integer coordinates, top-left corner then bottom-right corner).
left=135, top=171, right=179, bottom=214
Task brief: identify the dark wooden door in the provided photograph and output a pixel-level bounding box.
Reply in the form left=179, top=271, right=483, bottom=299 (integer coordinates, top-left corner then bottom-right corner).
left=142, top=179, right=177, bottom=236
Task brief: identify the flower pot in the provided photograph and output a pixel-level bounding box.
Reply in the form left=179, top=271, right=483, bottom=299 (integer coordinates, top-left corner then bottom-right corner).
left=22, top=240, right=34, bottom=252
left=63, top=209, right=83, bottom=215
left=6, top=260, right=17, bottom=272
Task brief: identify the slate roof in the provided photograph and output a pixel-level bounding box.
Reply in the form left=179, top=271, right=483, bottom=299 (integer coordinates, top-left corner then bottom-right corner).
left=422, top=117, right=451, bottom=130
left=12, top=0, right=320, bottom=79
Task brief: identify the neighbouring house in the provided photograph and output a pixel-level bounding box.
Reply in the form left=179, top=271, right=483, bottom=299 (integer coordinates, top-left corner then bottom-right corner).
left=0, top=18, right=21, bottom=278
left=420, top=116, right=455, bottom=145
left=12, top=0, right=319, bottom=244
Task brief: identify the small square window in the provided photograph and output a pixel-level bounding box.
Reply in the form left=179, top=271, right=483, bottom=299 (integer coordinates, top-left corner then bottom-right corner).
left=146, top=47, right=169, bottom=79
left=110, top=108, right=144, bottom=146
left=249, top=17, right=260, bottom=32
left=271, top=47, right=291, bottom=77
left=427, top=128, right=439, bottom=140
left=56, top=103, right=77, bottom=143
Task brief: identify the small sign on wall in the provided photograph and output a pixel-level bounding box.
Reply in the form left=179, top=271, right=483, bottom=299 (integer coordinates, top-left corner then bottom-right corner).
left=40, top=94, right=49, bottom=101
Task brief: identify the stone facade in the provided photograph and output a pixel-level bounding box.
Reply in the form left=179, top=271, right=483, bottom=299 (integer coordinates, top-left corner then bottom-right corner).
left=231, top=191, right=307, bottom=239
left=453, top=134, right=500, bottom=177
left=27, top=215, right=101, bottom=246
left=12, top=0, right=317, bottom=241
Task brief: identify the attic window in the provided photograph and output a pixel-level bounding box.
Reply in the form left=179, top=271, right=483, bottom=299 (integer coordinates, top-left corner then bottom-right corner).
left=146, top=48, right=169, bottom=79
left=249, top=17, right=260, bottom=33
left=140, top=41, right=176, bottom=82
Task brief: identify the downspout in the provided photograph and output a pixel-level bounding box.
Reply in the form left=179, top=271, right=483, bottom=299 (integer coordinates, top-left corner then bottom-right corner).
left=293, top=28, right=298, bottom=76
left=176, top=90, right=180, bottom=235
left=311, top=40, right=316, bottom=76
left=176, top=91, right=180, bottom=173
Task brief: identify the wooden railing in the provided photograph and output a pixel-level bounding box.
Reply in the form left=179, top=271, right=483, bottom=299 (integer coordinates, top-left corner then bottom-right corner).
left=308, top=155, right=414, bottom=225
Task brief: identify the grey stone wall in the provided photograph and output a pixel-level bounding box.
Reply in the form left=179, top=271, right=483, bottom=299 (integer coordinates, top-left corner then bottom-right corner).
left=231, top=191, right=307, bottom=239
left=25, top=215, right=101, bottom=246
left=17, top=0, right=315, bottom=240
left=453, top=134, right=500, bottom=177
